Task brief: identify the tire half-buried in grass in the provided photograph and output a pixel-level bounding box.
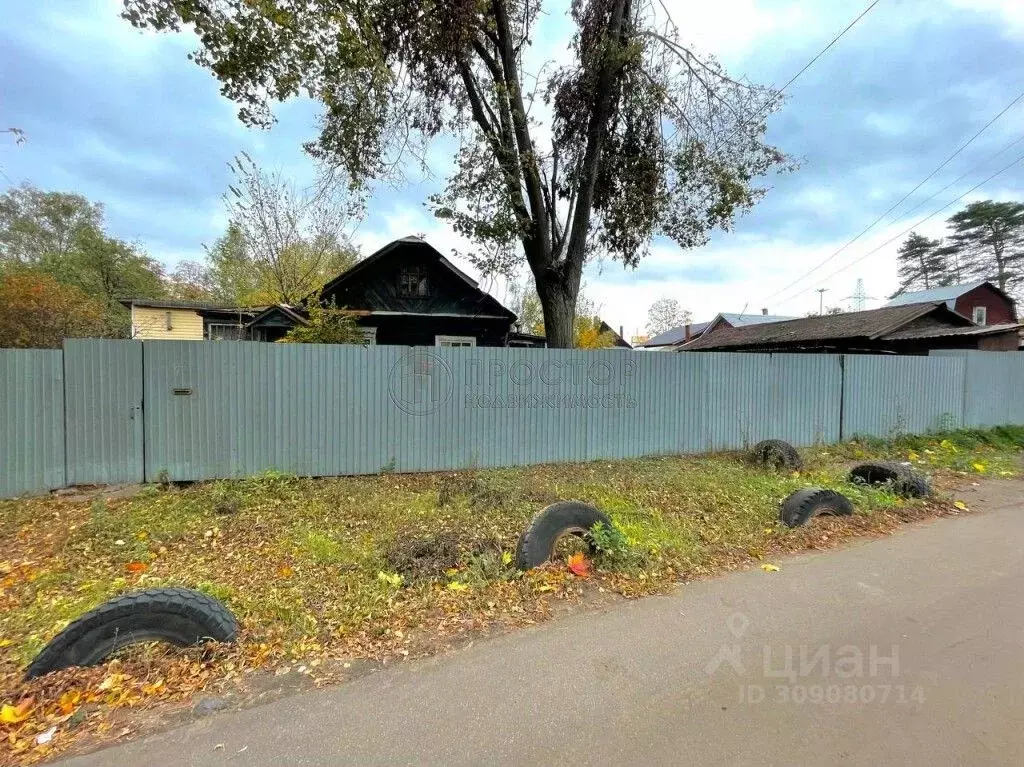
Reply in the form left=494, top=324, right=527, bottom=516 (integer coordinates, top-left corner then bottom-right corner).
left=516, top=501, right=611, bottom=569
left=751, top=439, right=803, bottom=471
left=25, top=587, right=239, bottom=679
left=779, top=488, right=855, bottom=528
left=848, top=461, right=931, bottom=498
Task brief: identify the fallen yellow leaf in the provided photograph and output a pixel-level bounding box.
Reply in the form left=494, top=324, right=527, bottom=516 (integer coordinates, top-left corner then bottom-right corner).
left=760, top=563, right=780, bottom=573
left=1, top=698, right=33, bottom=725
left=907, top=451, right=920, bottom=461
left=953, top=500, right=969, bottom=511
left=972, top=463, right=987, bottom=473
left=58, top=690, right=81, bottom=715
left=447, top=581, right=469, bottom=592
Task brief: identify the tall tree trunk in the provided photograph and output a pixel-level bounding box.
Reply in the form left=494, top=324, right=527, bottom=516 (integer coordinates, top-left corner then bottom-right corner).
left=536, top=269, right=576, bottom=348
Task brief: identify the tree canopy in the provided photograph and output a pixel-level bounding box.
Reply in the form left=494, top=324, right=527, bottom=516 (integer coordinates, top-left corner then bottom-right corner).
left=646, top=297, right=690, bottom=335
left=0, top=183, right=167, bottom=337
left=0, top=271, right=107, bottom=348
left=891, top=200, right=1024, bottom=302
left=895, top=231, right=947, bottom=293
left=123, top=0, right=791, bottom=346
left=946, top=201, right=1024, bottom=296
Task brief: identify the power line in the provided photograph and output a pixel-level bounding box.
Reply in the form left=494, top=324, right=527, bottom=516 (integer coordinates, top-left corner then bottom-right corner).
left=895, top=132, right=1024, bottom=221
left=763, top=89, right=1024, bottom=301
left=737, top=0, right=884, bottom=131
left=775, top=149, right=1024, bottom=307
left=763, top=1, right=884, bottom=116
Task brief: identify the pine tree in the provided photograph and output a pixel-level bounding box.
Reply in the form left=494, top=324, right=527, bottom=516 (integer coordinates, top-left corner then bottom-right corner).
left=895, top=231, right=947, bottom=293
left=944, top=201, right=1024, bottom=295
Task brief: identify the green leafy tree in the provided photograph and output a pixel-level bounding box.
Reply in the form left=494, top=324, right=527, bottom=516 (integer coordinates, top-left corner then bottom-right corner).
left=945, top=200, right=1024, bottom=295
left=0, top=184, right=167, bottom=335
left=895, top=231, right=948, bottom=293
left=123, top=0, right=791, bottom=346
left=0, top=270, right=107, bottom=348
left=205, top=223, right=262, bottom=305
left=278, top=299, right=364, bottom=344
left=0, top=183, right=102, bottom=266
left=506, top=279, right=544, bottom=334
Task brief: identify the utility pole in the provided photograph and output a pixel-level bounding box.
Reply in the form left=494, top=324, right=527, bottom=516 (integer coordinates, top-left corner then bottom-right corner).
left=816, top=288, right=829, bottom=315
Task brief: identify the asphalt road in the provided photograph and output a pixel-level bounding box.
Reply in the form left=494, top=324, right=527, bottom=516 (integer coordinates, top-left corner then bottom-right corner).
left=61, top=487, right=1024, bottom=767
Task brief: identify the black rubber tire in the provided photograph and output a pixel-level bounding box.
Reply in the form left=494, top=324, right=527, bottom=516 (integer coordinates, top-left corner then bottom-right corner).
left=25, top=587, right=239, bottom=679
left=779, top=488, right=854, bottom=528
left=848, top=462, right=930, bottom=498
left=751, top=439, right=803, bottom=471
left=848, top=461, right=905, bottom=485
left=515, top=501, right=611, bottom=570
left=893, top=473, right=932, bottom=499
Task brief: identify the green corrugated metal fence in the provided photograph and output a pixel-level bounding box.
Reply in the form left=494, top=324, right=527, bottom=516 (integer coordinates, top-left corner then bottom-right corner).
left=0, top=342, right=1019, bottom=499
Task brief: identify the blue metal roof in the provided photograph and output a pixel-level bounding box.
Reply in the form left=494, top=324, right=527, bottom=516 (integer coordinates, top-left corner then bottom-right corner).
left=884, top=281, right=988, bottom=310
left=642, top=321, right=712, bottom=347
left=718, top=313, right=796, bottom=327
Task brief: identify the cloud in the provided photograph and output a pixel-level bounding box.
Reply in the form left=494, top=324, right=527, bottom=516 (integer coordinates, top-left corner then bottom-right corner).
left=1, top=0, right=1023, bottom=344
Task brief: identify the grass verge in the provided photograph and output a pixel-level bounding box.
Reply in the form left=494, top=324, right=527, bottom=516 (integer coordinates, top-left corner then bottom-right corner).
left=1, top=427, right=1022, bottom=763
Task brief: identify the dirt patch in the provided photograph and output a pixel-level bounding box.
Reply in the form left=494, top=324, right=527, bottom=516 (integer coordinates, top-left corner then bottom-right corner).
left=384, top=533, right=462, bottom=581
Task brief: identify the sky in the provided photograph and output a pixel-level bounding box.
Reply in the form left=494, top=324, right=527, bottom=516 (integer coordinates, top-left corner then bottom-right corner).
left=2, top=0, right=1024, bottom=341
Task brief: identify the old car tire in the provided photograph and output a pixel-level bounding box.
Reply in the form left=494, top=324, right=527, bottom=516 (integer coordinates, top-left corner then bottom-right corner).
left=848, top=461, right=904, bottom=485
left=752, top=439, right=803, bottom=471
left=779, top=488, right=854, bottom=528
left=848, top=462, right=930, bottom=498
left=25, top=587, right=239, bottom=679
left=516, top=501, right=612, bottom=570
left=893, top=473, right=932, bottom=499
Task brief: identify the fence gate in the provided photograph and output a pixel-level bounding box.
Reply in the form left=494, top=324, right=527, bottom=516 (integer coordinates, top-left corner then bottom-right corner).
left=64, top=339, right=144, bottom=486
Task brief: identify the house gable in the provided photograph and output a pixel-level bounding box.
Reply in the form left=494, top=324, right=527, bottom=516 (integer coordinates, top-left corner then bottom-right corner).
left=318, top=237, right=515, bottom=320
left=952, top=283, right=1016, bottom=325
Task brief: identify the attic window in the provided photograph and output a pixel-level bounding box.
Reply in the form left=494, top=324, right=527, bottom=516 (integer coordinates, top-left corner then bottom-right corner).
left=398, top=267, right=429, bottom=297
left=972, top=306, right=987, bottom=325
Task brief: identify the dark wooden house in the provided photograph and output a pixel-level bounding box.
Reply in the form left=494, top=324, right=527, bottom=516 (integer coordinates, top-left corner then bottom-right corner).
left=246, top=237, right=517, bottom=346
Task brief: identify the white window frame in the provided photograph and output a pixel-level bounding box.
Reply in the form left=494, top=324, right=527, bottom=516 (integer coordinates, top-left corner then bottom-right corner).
left=435, top=335, right=476, bottom=348
left=360, top=327, right=378, bottom=346
left=207, top=322, right=244, bottom=340
left=972, top=305, right=987, bottom=325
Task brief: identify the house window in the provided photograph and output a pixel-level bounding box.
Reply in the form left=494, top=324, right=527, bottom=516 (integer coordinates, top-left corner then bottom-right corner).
left=435, top=335, right=476, bottom=348
left=398, top=267, right=429, bottom=297
left=208, top=323, right=243, bottom=340
left=164, top=311, right=173, bottom=330
left=360, top=327, right=377, bottom=346
left=972, top=306, right=987, bottom=325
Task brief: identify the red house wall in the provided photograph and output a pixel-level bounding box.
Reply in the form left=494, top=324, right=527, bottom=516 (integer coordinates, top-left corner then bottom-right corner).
left=953, top=284, right=1016, bottom=325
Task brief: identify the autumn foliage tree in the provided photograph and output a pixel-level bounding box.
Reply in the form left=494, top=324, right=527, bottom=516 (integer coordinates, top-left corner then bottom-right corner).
left=0, top=271, right=106, bottom=348
left=123, top=0, right=790, bottom=346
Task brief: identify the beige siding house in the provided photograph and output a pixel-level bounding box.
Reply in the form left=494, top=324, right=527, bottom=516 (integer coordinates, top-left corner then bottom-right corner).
left=130, top=305, right=205, bottom=340
left=121, top=299, right=262, bottom=341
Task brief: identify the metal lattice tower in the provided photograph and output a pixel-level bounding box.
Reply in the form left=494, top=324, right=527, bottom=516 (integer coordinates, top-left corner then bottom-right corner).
left=851, top=278, right=867, bottom=311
